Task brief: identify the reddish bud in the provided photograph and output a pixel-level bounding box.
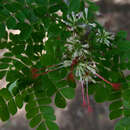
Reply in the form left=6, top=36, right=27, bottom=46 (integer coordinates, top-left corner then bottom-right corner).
left=111, top=83, right=121, bottom=90
left=31, top=68, right=40, bottom=79
left=71, top=57, right=78, bottom=67
left=67, top=72, right=75, bottom=81
left=32, top=73, right=40, bottom=79
left=31, top=68, right=38, bottom=73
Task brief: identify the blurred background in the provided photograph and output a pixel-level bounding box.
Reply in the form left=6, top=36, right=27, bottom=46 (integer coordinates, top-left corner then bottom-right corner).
left=0, top=0, right=130, bottom=130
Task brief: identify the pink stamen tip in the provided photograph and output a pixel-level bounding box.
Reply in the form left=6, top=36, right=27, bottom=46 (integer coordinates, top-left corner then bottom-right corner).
left=81, top=81, right=87, bottom=107
left=111, top=83, right=121, bottom=90
left=88, top=105, right=93, bottom=112
left=82, top=101, right=87, bottom=107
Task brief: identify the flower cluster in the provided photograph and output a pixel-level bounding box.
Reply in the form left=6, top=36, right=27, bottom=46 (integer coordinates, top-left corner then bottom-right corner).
left=31, top=8, right=120, bottom=112
left=62, top=8, right=96, bottom=31
left=96, top=29, right=115, bottom=46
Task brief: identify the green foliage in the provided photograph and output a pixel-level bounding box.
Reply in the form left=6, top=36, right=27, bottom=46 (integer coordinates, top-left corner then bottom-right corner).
left=0, top=0, right=129, bottom=130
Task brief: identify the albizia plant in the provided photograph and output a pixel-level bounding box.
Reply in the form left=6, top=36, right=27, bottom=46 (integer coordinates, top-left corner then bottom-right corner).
left=0, top=0, right=130, bottom=130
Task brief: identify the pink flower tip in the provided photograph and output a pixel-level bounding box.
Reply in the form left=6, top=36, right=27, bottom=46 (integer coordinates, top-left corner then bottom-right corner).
left=82, top=101, right=87, bottom=107
left=87, top=105, right=93, bottom=112
left=111, top=83, right=121, bottom=90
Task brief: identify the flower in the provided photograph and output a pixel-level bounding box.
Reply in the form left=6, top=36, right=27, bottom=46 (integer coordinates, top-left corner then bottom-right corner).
left=96, top=29, right=115, bottom=46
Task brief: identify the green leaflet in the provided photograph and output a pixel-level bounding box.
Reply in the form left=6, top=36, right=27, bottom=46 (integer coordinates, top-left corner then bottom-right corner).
left=55, top=92, right=66, bottom=108
left=109, top=109, right=123, bottom=120
left=25, top=86, right=57, bottom=129
left=5, top=2, right=23, bottom=13
left=15, top=11, right=26, bottom=22
left=94, top=86, right=109, bottom=103
left=0, top=71, right=6, bottom=79
left=37, top=122, right=46, bottom=130
left=37, top=98, right=51, bottom=105
left=0, top=23, right=7, bottom=39
left=0, top=57, right=12, bottom=63
left=124, top=109, right=130, bottom=117
left=0, top=8, right=10, bottom=22
left=8, top=98, right=17, bottom=115
left=40, top=106, right=56, bottom=120
left=108, top=91, right=121, bottom=101
left=123, top=89, right=130, bottom=108
left=60, top=87, right=75, bottom=99
left=16, top=23, right=32, bottom=41
left=116, top=31, right=127, bottom=40
left=69, top=0, right=80, bottom=13
left=46, top=120, right=59, bottom=130
left=0, top=88, right=12, bottom=101
left=25, top=100, right=37, bottom=112
left=29, top=114, right=41, bottom=128
left=115, top=117, right=130, bottom=130
left=11, top=45, right=25, bottom=55
left=0, top=97, right=10, bottom=121
left=15, top=94, right=23, bottom=108
left=26, top=107, right=39, bottom=119
left=35, top=0, right=48, bottom=5
left=6, top=16, right=17, bottom=29
left=109, top=100, right=123, bottom=111
left=6, top=70, right=24, bottom=82
left=0, top=63, right=9, bottom=69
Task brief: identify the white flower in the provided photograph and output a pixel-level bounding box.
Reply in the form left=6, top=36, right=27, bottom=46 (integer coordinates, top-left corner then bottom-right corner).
left=82, top=44, right=89, bottom=48
left=84, top=8, right=88, bottom=20
left=63, top=60, right=72, bottom=67
left=96, top=29, right=115, bottom=46
left=86, top=66, right=96, bottom=74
